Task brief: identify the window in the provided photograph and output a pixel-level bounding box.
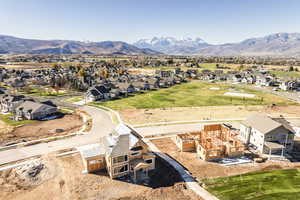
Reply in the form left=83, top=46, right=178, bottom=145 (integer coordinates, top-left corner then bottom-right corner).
left=145, top=159, right=153, bottom=164
left=89, top=159, right=102, bottom=164
left=113, top=164, right=128, bottom=174
left=130, top=146, right=143, bottom=151
left=266, top=135, right=273, bottom=140
left=113, top=155, right=128, bottom=164
left=131, top=152, right=140, bottom=156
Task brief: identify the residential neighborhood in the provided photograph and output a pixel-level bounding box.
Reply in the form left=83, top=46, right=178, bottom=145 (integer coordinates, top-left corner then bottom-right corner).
left=2, top=1, right=300, bottom=199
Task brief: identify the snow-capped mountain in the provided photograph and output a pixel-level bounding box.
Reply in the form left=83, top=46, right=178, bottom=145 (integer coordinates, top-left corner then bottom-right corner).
left=134, top=33, right=300, bottom=56
left=133, top=36, right=208, bottom=54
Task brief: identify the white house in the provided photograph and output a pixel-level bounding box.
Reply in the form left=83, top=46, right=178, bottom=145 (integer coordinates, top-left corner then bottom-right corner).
left=240, top=114, right=295, bottom=155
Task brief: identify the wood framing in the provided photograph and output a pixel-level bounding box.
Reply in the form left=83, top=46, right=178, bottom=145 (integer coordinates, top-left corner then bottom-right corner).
left=173, top=124, right=244, bottom=161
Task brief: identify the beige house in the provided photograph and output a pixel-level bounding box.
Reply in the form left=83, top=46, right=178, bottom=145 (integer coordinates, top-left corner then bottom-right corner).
left=240, top=114, right=295, bottom=155
left=78, top=123, right=155, bottom=181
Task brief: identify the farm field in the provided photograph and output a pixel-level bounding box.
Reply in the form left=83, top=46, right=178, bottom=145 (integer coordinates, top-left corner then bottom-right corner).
left=93, top=81, right=295, bottom=110
left=203, top=168, right=300, bottom=200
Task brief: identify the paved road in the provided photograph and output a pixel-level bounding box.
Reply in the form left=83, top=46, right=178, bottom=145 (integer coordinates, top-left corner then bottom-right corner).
left=0, top=105, right=115, bottom=166
left=136, top=122, right=241, bottom=137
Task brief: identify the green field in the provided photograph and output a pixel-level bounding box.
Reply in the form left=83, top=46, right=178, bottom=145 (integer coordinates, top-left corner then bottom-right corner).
left=270, top=70, right=300, bottom=78
left=0, top=113, right=35, bottom=127
left=64, top=96, right=83, bottom=103
left=92, top=81, right=294, bottom=110
left=203, top=168, right=300, bottom=200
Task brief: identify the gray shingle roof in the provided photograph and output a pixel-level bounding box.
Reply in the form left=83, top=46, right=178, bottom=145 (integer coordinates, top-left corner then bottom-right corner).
left=243, top=114, right=282, bottom=134
left=16, top=101, right=56, bottom=113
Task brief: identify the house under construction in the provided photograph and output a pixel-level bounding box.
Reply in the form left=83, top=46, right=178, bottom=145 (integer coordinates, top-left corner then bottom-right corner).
left=173, top=124, right=244, bottom=161
left=77, top=123, right=155, bottom=182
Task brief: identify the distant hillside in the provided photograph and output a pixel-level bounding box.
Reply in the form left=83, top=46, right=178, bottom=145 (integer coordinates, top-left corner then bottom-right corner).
left=0, top=35, right=161, bottom=55
left=134, top=33, right=300, bottom=56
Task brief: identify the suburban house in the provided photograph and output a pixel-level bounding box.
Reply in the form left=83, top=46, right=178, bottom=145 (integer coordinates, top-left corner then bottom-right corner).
left=240, top=114, right=295, bottom=156
left=77, top=123, right=156, bottom=182
left=279, top=80, right=300, bottom=91
left=0, top=94, right=26, bottom=113
left=255, top=75, right=274, bottom=87
left=85, top=85, right=110, bottom=102
left=14, top=101, right=57, bottom=120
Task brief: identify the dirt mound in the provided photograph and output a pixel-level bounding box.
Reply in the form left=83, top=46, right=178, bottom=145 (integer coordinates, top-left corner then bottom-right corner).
left=0, top=157, right=58, bottom=198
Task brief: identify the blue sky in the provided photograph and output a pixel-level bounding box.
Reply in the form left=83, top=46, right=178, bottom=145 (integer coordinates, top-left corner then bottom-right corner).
left=0, top=0, right=299, bottom=44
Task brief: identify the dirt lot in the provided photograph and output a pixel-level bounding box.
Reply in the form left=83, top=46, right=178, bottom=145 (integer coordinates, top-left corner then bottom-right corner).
left=0, top=120, right=13, bottom=136
left=121, top=105, right=300, bottom=125
left=0, top=114, right=83, bottom=146
left=151, top=138, right=300, bottom=180
left=0, top=153, right=201, bottom=200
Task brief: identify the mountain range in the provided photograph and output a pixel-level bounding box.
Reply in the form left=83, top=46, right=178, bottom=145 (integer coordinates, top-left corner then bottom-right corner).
left=2, top=33, right=300, bottom=56
left=134, top=33, right=300, bottom=56
left=134, top=37, right=208, bottom=54
left=0, top=35, right=160, bottom=55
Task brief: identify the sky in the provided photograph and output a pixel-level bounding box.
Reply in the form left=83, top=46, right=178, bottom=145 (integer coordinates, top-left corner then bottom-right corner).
left=0, top=0, right=300, bottom=44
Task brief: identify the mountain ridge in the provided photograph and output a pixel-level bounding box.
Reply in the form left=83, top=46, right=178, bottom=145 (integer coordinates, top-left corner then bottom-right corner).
left=0, top=35, right=161, bottom=55
left=134, top=33, right=300, bottom=56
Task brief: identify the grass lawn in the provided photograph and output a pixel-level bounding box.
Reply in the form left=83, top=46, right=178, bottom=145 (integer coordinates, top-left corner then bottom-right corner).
left=64, top=96, right=83, bottom=103
left=0, top=113, right=35, bottom=127
left=92, top=81, right=294, bottom=110
left=270, top=71, right=300, bottom=78
left=203, top=168, right=300, bottom=200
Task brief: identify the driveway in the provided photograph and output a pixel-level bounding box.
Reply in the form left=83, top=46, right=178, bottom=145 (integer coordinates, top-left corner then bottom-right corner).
left=0, top=105, right=116, bottom=166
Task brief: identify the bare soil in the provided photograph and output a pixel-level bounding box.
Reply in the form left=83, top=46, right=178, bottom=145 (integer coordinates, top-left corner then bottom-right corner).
left=120, top=105, right=300, bottom=125
left=0, top=114, right=83, bottom=146
left=0, top=120, right=13, bottom=136
left=151, top=138, right=300, bottom=180
left=0, top=153, right=201, bottom=200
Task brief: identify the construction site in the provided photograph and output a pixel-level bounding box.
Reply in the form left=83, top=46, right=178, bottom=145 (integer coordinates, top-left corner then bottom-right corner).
left=173, top=124, right=244, bottom=161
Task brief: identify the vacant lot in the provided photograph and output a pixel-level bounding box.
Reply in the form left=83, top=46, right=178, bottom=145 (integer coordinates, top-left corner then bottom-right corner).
left=0, top=153, right=201, bottom=200
left=0, top=114, right=83, bottom=146
left=120, top=105, right=300, bottom=125
left=95, top=81, right=294, bottom=110
left=203, top=168, right=300, bottom=200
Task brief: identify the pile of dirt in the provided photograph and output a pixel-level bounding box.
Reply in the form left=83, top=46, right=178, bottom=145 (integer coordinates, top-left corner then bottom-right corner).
left=0, top=157, right=57, bottom=198
left=0, top=113, right=83, bottom=146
